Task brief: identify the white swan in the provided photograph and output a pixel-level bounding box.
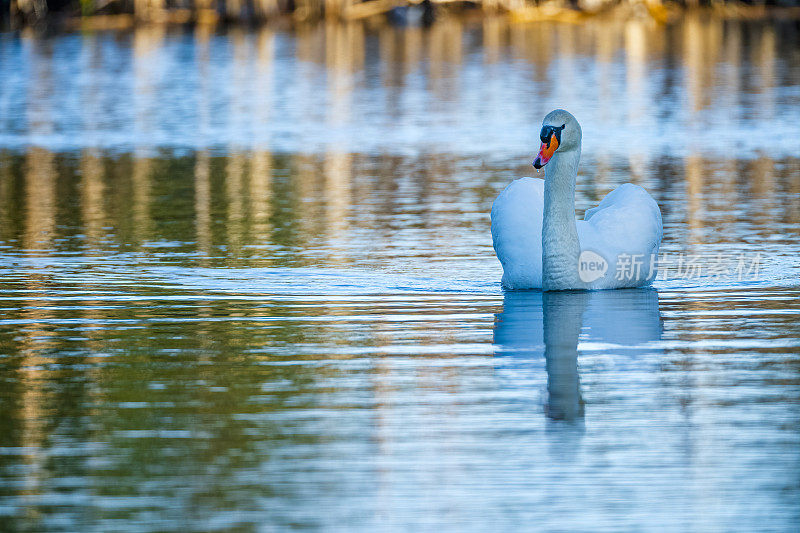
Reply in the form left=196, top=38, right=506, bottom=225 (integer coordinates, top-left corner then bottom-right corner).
left=491, top=109, right=663, bottom=290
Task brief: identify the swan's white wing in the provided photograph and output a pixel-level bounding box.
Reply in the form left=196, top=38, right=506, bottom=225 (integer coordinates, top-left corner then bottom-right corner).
left=578, top=183, right=663, bottom=288
left=492, top=180, right=662, bottom=290
left=583, top=183, right=662, bottom=252
left=491, top=177, right=544, bottom=289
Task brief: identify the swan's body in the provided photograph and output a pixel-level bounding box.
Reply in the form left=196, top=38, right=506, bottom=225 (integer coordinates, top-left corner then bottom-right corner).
left=491, top=110, right=663, bottom=291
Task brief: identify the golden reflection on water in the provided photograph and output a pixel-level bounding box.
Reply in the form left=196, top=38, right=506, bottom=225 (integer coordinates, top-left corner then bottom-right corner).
left=23, top=149, right=56, bottom=254
left=194, top=150, right=213, bottom=259
left=16, top=147, right=58, bottom=510
left=2, top=147, right=798, bottom=264
left=81, top=149, right=106, bottom=250
left=225, top=151, right=246, bottom=254
left=131, top=156, right=153, bottom=248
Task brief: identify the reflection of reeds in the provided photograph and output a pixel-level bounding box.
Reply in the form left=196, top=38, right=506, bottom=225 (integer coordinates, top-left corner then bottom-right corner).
left=226, top=152, right=247, bottom=254
left=1, top=146, right=798, bottom=268
left=81, top=149, right=106, bottom=250
left=24, top=148, right=56, bottom=254
left=17, top=147, right=58, bottom=506
left=195, top=151, right=213, bottom=259
left=1, top=16, right=798, bottom=261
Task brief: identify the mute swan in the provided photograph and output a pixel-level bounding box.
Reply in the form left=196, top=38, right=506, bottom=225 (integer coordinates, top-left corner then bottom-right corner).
left=491, top=109, right=663, bottom=290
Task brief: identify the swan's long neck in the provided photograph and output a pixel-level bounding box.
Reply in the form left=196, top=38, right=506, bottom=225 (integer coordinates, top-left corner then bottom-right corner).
left=542, top=147, right=583, bottom=290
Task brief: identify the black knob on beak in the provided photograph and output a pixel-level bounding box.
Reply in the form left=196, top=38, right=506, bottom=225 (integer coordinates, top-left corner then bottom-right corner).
left=540, top=123, right=566, bottom=147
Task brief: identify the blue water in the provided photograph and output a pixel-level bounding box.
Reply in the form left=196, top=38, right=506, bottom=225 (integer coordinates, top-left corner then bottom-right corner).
left=1, top=20, right=798, bottom=158
left=0, top=15, right=799, bottom=531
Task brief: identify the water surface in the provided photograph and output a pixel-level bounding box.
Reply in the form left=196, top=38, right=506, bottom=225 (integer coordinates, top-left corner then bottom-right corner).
left=1, top=15, right=800, bottom=531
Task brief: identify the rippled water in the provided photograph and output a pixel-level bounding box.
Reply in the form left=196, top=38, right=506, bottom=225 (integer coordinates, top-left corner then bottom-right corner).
left=1, top=14, right=800, bottom=531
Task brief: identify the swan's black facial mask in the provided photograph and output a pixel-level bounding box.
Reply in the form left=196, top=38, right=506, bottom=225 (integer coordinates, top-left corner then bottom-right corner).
left=540, top=124, right=565, bottom=147
left=533, top=123, right=566, bottom=169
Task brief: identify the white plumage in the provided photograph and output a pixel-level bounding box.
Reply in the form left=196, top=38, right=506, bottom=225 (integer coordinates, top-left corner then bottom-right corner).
left=491, top=110, right=663, bottom=291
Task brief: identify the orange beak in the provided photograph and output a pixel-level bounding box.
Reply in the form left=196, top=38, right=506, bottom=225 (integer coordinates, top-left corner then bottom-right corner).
left=533, top=133, right=559, bottom=169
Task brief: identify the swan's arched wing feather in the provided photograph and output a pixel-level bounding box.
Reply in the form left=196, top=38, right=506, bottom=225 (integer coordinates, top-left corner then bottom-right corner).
left=583, top=183, right=663, bottom=255
left=491, top=177, right=545, bottom=289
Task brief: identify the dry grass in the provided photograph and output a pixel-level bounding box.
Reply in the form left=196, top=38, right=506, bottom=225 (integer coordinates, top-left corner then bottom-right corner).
left=5, top=0, right=800, bottom=30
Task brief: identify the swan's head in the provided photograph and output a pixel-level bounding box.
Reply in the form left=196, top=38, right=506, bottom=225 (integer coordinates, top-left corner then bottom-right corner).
left=532, top=109, right=582, bottom=169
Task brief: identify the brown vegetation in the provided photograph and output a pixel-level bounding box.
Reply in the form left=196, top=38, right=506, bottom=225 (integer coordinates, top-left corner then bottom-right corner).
left=3, top=0, right=799, bottom=31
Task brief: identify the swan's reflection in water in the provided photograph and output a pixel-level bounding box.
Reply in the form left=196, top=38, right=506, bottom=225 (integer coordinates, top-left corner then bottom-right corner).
left=494, top=289, right=662, bottom=421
